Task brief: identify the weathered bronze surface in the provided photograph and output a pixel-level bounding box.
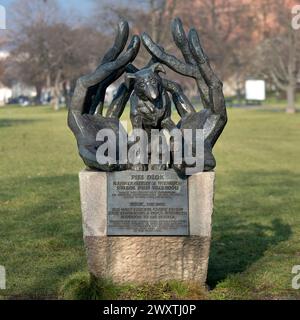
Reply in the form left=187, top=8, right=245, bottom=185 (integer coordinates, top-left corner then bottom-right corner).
left=68, top=19, right=227, bottom=174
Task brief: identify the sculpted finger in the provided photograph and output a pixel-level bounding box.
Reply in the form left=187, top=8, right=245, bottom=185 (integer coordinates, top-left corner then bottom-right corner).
left=69, top=76, right=90, bottom=114
left=101, top=20, right=129, bottom=64
left=112, top=35, right=141, bottom=69
left=106, top=83, right=133, bottom=119
left=69, top=23, right=136, bottom=116
left=141, top=32, right=201, bottom=78
left=188, top=29, right=219, bottom=86
left=103, top=35, right=140, bottom=78
left=189, top=29, right=226, bottom=116
left=172, top=18, right=196, bottom=65
left=82, top=35, right=140, bottom=88
left=172, top=19, right=210, bottom=108
left=162, top=79, right=195, bottom=117
left=90, top=68, right=126, bottom=116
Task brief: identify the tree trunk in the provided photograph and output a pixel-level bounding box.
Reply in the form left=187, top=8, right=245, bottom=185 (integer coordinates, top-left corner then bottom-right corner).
left=286, top=85, right=296, bottom=114
left=51, top=87, right=60, bottom=111
left=62, top=81, right=71, bottom=109
left=51, top=71, right=62, bottom=111
left=35, top=85, right=42, bottom=105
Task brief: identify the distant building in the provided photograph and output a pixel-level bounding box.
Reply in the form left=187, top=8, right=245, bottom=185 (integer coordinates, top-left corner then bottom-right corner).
left=11, top=82, right=36, bottom=99
left=105, top=84, right=118, bottom=103
left=0, top=50, right=36, bottom=105
left=0, top=51, right=11, bottom=105
left=0, top=82, right=12, bottom=106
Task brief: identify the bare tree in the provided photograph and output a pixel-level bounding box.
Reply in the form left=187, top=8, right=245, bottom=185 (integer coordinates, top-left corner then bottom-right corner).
left=177, top=1, right=254, bottom=80
left=6, top=0, right=109, bottom=109
left=253, top=0, right=299, bottom=113
left=95, top=0, right=178, bottom=65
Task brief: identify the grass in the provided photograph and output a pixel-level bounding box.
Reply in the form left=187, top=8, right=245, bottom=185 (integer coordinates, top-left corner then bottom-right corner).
left=224, top=93, right=300, bottom=110
left=59, top=274, right=206, bottom=300
left=262, top=93, right=300, bottom=110
left=0, top=105, right=300, bottom=300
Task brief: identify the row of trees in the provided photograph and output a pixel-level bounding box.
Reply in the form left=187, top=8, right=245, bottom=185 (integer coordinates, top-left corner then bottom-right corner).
left=2, top=0, right=110, bottom=109
left=97, top=0, right=300, bottom=113
left=0, top=0, right=299, bottom=112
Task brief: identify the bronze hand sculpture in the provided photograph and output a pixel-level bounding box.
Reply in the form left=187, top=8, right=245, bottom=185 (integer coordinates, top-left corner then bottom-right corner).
left=141, top=18, right=228, bottom=172
left=68, top=21, right=140, bottom=171
left=68, top=19, right=227, bottom=174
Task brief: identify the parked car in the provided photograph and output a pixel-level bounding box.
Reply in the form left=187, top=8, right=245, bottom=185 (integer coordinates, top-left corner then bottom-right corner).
left=7, top=96, right=31, bottom=106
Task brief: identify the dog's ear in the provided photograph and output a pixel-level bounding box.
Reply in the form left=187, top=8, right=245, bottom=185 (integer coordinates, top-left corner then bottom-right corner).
left=125, top=73, right=136, bottom=89
left=150, top=63, right=166, bottom=75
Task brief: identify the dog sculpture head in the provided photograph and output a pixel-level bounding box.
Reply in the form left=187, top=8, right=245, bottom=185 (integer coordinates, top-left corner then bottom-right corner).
left=125, top=63, right=166, bottom=102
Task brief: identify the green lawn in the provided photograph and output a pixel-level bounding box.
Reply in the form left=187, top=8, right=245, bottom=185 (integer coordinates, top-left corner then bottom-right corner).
left=0, top=105, right=300, bottom=300
left=223, top=93, right=300, bottom=111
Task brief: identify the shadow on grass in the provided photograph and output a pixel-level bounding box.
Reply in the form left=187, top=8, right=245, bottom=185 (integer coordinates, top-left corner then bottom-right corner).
left=0, top=119, right=43, bottom=128
left=0, top=174, right=87, bottom=299
left=208, top=218, right=291, bottom=288
left=0, top=170, right=297, bottom=298
left=207, top=170, right=295, bottom=288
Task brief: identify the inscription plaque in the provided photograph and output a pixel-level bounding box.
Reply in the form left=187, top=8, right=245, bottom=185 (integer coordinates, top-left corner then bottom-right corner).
left=107, top=171, right=189, bottom=236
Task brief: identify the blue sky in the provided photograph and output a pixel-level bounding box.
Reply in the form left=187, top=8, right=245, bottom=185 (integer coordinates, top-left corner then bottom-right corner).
left=0, top=0, right=132, bottom=13
left=0, top=0, right=94, bottom=16
left=0, top=0, right=134, bottom=31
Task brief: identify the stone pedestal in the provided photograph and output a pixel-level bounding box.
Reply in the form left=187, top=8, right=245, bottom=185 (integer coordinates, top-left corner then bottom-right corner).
left=79, top=169, right=215, bottom=286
